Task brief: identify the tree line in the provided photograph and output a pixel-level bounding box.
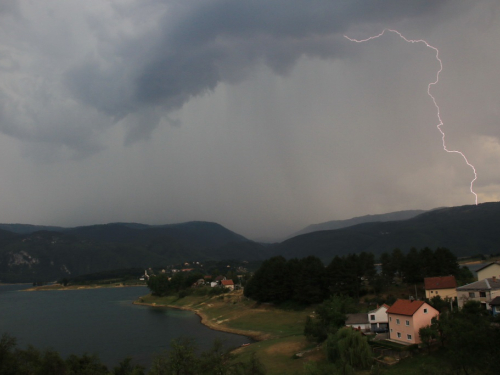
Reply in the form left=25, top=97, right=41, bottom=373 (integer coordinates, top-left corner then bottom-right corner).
left=0, top=334, right=265, bottom=375
left=379, top=247, right=474, bottom=284
left=244, top=248, right=473, bottom=305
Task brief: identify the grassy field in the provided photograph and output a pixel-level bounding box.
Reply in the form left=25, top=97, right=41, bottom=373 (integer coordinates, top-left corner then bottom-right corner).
left=137, top=290, right=325, bottom=374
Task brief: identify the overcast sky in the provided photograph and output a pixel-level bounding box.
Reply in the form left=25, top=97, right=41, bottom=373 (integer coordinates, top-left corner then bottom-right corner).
left=0, top=1, right=499, bottom=241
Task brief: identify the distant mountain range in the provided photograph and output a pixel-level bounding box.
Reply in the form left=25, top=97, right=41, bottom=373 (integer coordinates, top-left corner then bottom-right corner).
left=0, top=221, right=266, bottom=283
left=1, top=202, right=500, bottom=282
left=274, top=202, right=500, bottom=261
left=288, top=209, right=428, bottom=238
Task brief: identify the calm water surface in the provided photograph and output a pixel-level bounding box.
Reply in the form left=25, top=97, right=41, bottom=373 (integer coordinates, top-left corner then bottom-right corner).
left=0, top=285, right=250, bottom=368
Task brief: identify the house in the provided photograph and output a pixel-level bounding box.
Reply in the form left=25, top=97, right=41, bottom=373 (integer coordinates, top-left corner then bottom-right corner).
left=424, top=276, right=457, bottom=300
left=386, top=299, right=439, bottom=345
left=456, top=277, right=500, bottom=310
left=476, top=261, right=500, bottom=281
left=345, top=313, right=371, bottom=332
left=368, top=304, right=389, bottom=332
left=221, top=279, right=235, bottom=291
left=489, top=296, right=500, bottom=317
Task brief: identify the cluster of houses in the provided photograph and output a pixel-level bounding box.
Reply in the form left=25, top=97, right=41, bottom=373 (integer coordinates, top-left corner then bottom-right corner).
left=345, top=261, right=500, bottom=345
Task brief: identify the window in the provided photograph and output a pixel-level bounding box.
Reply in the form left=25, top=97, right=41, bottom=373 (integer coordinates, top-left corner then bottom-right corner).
left=431, top=290, right=434, bottom=294
left=407, top=334, right=412, bottom=340
left=397, top=332, right=401, bottom=338
left=436, top=291, right=439, bottom=294
left=480, top=292, right=486, bottom=298
left=389, top=317, right=392, bottom=322
left=469, top=292, right=475, bottom=298
left=423, top=308, right=428, bottom=313
left=396, top=318, right=400, bottom=325
left=370, top=314, right=375, bottom=321
left=405, top=320, right=410, bottom=326
left=390, top=329, right=393, bottom=333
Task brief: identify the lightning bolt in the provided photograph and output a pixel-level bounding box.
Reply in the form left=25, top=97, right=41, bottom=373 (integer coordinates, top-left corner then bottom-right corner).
left=344, top=29, right=478, bottom=205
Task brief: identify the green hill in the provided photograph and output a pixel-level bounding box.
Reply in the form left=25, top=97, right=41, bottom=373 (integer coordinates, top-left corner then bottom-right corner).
left=0, top=222, right=264, bottom=283
left=273, top=202, right=500, bottom=261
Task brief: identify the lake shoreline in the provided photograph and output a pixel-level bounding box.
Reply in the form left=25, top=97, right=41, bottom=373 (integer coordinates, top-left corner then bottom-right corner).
left=24, top=283, right=146, bottom=291
left=132, top=300, right=262, bottom=342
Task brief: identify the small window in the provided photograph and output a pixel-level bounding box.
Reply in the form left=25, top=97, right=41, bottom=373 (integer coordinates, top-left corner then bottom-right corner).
left=370, top=315, right=375, bottom=321
left=423, top=308, right=428, bottom=313
left=397, top=332, right=401, bottom=338
left=436, top=291, right=439, bottom=294
left=469, top=292, right=475, bottom=298
left=405, top=320, right=410, bottom=326
left=389, top=317, right=392, bottom=322
left=479, top=292, right=486, bottom=298
left=407, top=334, right=412, bottom=340
left=396, top=318, right=400, bottom=325
left=431, top=290, right=434, bottom=294
left=390, top=328, right=393, bottom=333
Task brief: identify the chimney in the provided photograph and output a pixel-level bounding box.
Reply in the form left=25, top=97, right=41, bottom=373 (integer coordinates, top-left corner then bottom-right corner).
left=493, top=276, right=497, bottom=282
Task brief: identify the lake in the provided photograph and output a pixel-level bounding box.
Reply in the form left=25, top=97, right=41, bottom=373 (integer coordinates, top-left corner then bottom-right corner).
left=0, top=284, right=250, bottom=368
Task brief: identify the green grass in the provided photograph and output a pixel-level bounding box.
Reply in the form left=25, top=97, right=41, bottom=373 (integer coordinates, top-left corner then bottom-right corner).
left=380, top=351, right=449, bottom=375
left=234, top=335, right=323, bottom=375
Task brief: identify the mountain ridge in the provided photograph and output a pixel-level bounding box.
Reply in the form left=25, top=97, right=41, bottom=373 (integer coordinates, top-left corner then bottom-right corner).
left=2, top=202, right=500, bottom=282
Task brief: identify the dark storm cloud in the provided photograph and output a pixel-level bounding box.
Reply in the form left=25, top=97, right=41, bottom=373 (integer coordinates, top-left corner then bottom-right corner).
left=65, top=0, right=455, bottom=144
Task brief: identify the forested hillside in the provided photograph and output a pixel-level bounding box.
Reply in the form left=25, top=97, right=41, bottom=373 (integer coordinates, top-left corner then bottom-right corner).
left=0, top=222, right=265, bottom=283
left=273, top=202, right=500, bottom=261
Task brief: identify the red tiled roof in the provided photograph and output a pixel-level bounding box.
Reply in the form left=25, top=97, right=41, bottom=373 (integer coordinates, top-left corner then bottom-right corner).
left=221, top=280, right=234, bottom=286
left=424, top=276, right=457, bottom=290
left=386, top=299, right=425, bottom=316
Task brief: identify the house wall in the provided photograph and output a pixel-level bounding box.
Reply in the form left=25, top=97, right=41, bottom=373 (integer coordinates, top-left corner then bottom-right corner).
left=388, top=314, right=416, bottom=344
left=477, top=264, right=500, bottom=281
left=457, top=289, right=500, bottom=309
left=425, top=287, right=457, bottom=300
left=388, top=304, right=438, bottom=345
left=369, top=306, right=388, bottom=326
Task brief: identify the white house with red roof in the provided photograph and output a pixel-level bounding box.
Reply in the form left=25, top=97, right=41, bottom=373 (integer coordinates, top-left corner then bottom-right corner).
left=387, top=299, right=439, bottom=345
left=221, top=279, right=235, bottom=291
left=424, top=276, right=457, bottom=300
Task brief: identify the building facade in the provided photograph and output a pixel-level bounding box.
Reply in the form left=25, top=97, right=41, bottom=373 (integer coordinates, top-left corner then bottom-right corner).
left=456, top=277, right=500, bottom=310
left=387, top=299, right=439, bottom=345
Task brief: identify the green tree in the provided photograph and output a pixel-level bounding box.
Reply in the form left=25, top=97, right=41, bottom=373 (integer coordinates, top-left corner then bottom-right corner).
left=236, top=352, right=266, bottom=375
left=149, top=338, right=199, bottom=375
left=65, top=353, right=109, bottom=375
left=0, top=333, right=20, bottom=375
left=147, top=273, right=171, bottom=297
left=305, top=296, right=356, bottom=342
left=402, top=247, right=422, bottom=283
left=325, top=328, right=372, bottom=373
left=198, top=340, right=235, bottom=375
left=293, top=256, right=327, bottom=304
left=379, top=252, right=395, bottom=282
left=113, top=357, right=145, bottom=375
left=418, top=325, right=438, bottom=353
left=244, top=256, right=289, bottom=303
